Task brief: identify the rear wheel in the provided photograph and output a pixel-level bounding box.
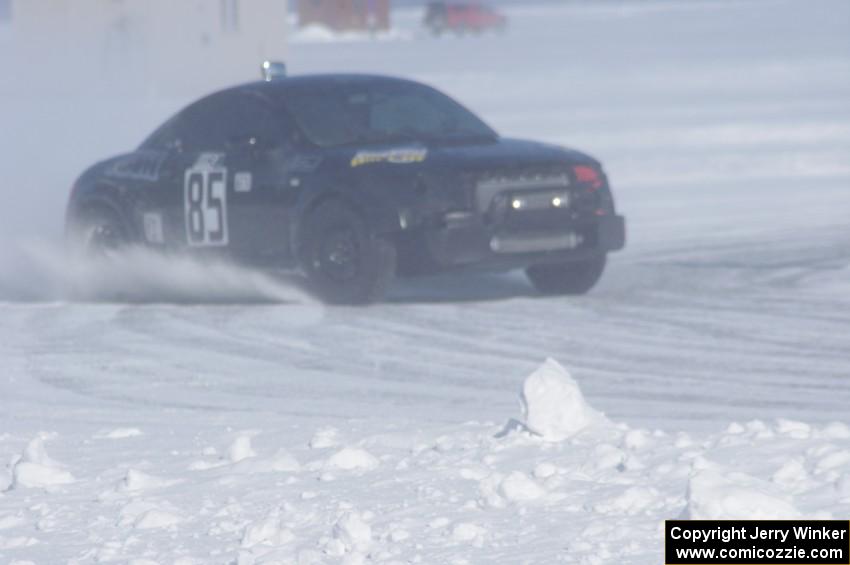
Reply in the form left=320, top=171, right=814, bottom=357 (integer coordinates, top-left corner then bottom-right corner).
left=526, top=255, right=607, bottom=295
left=299, top=201, right=396, bottom=305
left=67, top=207, right=128, bottom=259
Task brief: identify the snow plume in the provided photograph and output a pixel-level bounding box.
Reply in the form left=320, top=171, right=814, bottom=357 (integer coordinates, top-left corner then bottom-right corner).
left=0, top=240, right=314, bottom=305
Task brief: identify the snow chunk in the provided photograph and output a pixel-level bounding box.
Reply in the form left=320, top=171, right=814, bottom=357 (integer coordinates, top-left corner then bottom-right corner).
left=520, top=358, right=600, bottom=442
left=0, top=536, right=38, bottom=549
left=119, top=469, right=179, bottom=493
left=499, top=471, right=545, bottom=503
left=591, top=444, right=627, bottom=471
left=96, top=428, right=143, bottom=440
left=231, top=450, right=301, bottom=475
left=772, top=458, right=809, bottom=486
left=9, top=437, right=74, bottom=490
left=228, top=435, right=257, bottom=463
left=594, top=486, right=661, bottom=515
left=533, top=462, right=558, bottom=480
left=623, top=429, right=651, bottom=451
left=815, top=450, right=850, bottom=475
left=0, top=515, right=27, bottom=531
left=685, top=468, right=800, bottom=520
left=776, top=419, right=811, bottom=439
left=332, top=511, right=372, bottom=554
left=241, top=508, right=294, bottom=548
left=822, top=422, right=850, bottom=440
left=451, top=522, right=486, bottom=545
left=134, top=509, right=182, bottom=529
left=327, top=448, right=379, bottom=471
left=309, top=427, right=340, bottom=449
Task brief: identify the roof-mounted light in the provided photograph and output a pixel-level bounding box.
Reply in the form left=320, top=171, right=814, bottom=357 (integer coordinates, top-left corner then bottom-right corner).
left=261, top=60, right=287, bottom=82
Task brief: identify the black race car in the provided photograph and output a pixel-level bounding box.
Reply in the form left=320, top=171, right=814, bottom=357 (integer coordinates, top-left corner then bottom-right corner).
left=66, top=73, right=625, bottom=304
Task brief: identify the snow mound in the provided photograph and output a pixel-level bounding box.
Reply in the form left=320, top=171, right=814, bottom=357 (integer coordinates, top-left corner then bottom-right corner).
left=97, top=428, right=144, bottom=440
left=241, top=508, right=295, bottom=549
left=309, top=427, right=340, bottom=449
left=331, top=511, right=372, bottom=555
left=0, top=515, right=27, bottom=531
left=594, top=486, right=662, bottom=515
left=231, top=450, right=301, bottom=475
left=119, top=469, right=179, bottom=493
left=499, top=471, right=546, bottom=503
left=134, top=509, right=182, bottom=530
left=685, top=467, right=801, bottom=520
left=520, top=358, right=602, bottom=441
left=772, top=458, right=809, bottom=487
left=452, top=522, right=486, bottom=545
left=9, top=437, right=75, bottom=490
left=327, top=448, right=379, bottom=471
left=228, top=434, right=258, bottom=463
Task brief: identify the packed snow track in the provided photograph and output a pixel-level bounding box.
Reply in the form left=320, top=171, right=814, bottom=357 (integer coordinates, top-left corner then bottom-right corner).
left=0, top=0, right=848, bottom=563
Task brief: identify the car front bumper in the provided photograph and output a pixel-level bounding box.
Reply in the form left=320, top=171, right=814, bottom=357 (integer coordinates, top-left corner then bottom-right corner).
left=420, top=213, right=626, bottom=272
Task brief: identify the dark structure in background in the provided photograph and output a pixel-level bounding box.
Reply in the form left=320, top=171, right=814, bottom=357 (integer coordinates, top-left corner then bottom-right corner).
left=424, top=2, right=507, bottom=36
left=298, top=0, right=391, bottom=32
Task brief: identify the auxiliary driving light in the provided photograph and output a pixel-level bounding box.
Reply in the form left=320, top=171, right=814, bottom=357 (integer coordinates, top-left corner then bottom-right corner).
left=511, top=198, right=525, bottom=210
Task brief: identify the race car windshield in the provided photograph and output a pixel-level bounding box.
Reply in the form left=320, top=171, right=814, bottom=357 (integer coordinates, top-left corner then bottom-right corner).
left=281, top=81, right=498, bottom=148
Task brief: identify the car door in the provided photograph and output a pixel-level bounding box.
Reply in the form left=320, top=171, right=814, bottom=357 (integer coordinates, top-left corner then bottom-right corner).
left=214, top=90, right=293, bottom=264
left=151, top=91, right=292, bottom=262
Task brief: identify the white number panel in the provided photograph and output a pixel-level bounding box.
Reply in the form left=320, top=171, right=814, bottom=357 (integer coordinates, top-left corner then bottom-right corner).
left=184, top=163, right=229, bottom=247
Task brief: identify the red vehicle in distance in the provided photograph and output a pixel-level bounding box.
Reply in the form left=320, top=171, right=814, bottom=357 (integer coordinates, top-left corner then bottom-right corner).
left=424, top=2, right=508, bottom=36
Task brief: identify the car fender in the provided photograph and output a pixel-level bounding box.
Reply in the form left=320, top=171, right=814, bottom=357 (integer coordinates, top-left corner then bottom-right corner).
left=288, top=175, right=410, bottom=261
left=66, top=162, right=140, bottom=241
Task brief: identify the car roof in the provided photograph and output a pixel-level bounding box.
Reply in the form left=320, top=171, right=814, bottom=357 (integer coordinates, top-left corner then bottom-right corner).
left=223, top=73, right=423, bottom=98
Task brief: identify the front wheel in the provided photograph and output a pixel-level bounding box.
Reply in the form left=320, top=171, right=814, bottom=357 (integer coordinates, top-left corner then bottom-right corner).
left=298, top=201, right=397, bottom=305
left=526, top=255, right=607, bottom=296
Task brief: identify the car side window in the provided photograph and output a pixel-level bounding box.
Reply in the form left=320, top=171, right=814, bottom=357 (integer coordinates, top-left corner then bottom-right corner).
left=179, top=95, right=230, bottom=152
left=371, top=91, right=449, bottom=134
left=220, top=91, right=288, bottom=149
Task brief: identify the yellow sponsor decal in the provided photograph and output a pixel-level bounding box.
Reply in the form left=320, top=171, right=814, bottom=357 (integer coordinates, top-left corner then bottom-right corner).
left=351, top=148, right=428, bottom=168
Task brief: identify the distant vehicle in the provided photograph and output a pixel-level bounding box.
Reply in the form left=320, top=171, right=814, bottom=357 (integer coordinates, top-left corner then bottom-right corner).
left=424, top=2, right=508, bottom=36
left=66, top=73, right=625, bottom=304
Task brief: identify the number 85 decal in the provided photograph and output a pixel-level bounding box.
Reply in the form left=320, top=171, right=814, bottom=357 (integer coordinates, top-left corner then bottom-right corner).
left=184, top=166, right=229, bottom=246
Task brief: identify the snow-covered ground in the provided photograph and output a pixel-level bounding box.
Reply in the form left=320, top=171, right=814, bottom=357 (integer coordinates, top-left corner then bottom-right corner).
left=1, top=0, right=850, bottom=562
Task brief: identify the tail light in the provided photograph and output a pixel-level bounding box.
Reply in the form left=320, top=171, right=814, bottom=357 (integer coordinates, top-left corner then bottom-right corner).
left=573, top=165, right=604, bottom=191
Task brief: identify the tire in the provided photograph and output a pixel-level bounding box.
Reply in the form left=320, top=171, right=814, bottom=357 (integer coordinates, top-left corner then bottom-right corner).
left=67, top=207, right=128, bottom=259
left=298, top=200, right=397, bottom=305
left=526, top=255, right=607, bottom=296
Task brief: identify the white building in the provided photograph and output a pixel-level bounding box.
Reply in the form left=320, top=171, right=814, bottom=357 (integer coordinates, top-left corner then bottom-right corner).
left=0, top=0, right=288, bottom=96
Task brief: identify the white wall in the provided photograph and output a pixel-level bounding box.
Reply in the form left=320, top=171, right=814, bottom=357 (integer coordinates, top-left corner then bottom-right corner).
left=3, top=0, right=288, bottom=97
left=0, top=0, right=288, bottom=242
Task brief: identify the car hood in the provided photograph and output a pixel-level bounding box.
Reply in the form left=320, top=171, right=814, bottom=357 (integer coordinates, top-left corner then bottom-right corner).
left=427, top=137, right=599, bottom=171
left=322, top=137, right=599, bottom=174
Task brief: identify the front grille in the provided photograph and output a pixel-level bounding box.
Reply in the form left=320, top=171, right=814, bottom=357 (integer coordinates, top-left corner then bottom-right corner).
left=475, top=171, right=572, bottom=215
